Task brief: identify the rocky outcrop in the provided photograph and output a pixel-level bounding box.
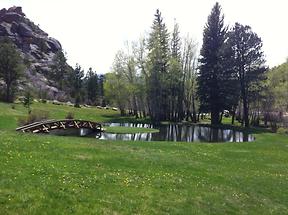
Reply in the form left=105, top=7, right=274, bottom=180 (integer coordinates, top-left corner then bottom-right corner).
left=0, top=6, right=67, bottom=100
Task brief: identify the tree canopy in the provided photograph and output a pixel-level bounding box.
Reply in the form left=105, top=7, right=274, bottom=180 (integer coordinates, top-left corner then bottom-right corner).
left=0, top=38, right=24, bottom=102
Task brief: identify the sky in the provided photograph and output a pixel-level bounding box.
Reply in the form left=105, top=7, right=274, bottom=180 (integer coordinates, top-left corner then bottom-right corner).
left=1, top=0, right=288, bottom=73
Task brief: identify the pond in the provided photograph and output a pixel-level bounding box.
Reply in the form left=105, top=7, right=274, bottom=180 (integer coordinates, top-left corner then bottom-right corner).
left=50, top=122, right=254, bottom=142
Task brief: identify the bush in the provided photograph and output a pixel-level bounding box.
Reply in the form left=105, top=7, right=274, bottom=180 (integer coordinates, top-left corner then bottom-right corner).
left=65, top=112, right=74, bottom=119
left=18, top=110, right=49, bottom=126
left=277, top=127, right=288, bottom=135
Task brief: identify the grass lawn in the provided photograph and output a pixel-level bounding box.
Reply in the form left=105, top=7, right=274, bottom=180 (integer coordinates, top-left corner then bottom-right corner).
left=0, top=102, right=288, bottom=214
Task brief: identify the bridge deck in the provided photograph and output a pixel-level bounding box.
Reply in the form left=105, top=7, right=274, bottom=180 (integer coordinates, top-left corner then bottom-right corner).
left=16, top=119, right=103, bottom=133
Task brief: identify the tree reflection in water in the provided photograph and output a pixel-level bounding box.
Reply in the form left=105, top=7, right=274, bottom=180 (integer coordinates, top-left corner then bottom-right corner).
left=50, top=123, right=254, bottom=142
left=98, top=123, right=254, bottom=142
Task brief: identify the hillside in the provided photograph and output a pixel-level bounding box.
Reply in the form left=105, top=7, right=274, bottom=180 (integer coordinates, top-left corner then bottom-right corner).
left=0, top=6, right=68, bottom=99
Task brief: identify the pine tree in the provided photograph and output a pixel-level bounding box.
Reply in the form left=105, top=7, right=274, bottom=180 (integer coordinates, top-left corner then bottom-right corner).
left=85, top=67, right=98, bottom=105
left=23, top=90, right=33, bottom=114
left=98, top=74, right=105, bottom=106
left=147, top=9, right=170, bottom=122
left=229, top=23, right=267, bottom=127
left=51, top=50, right=69, bottom=90
left=70, top=64, right=84, bottom=107
left=169, top=21, right=183, bottom=121
left=198, top=2, right=228, bottom=125
left=0, top=38, right=24, bottom=102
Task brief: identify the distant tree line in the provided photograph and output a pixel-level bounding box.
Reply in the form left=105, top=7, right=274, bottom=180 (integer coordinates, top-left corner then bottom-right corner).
left=105, top=3, right=268, bottom=128
left=49, top=51, right=105, bottom=107
left=0, top=39, right=105, bottom=108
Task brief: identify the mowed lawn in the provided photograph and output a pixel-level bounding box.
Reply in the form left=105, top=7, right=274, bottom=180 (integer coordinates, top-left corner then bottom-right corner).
left=0, top=102, right=288, bottom=214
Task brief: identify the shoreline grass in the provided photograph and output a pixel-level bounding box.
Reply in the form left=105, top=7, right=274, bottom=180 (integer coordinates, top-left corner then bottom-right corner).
left=104, top=126, right=159, bottom=134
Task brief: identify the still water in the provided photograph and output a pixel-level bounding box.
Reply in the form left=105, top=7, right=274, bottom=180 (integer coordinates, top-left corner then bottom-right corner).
left=50, top=123, right=254, bottom=142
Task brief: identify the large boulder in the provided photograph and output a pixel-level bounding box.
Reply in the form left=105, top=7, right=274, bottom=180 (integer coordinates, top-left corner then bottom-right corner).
left=0, top=6, right=69, bottom=100
left=10, top=22, right=18, bottom=33
left=47, top=38, right=61, bottom=52
left=17, top=23, right=33, bottom=37
left=7, top=6, right=25, bottom=16
left=0, top=24, right=8, bottom=36
left=0, top=8, right=7, bottom=17
left=0, top=7, right=62, bottom=59
left=1, top=12, right=23, bottom=23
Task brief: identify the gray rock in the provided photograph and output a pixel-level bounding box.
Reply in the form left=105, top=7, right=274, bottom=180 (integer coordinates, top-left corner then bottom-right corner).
left=47, top=38, right=61, bottom=52
left=0, top=6, right=68, bottom=101
left=0, top=24, right=8, bottom=35
left=1, top=12, right=23, bottom=23
left=7, top=6, right=25, bottom=16
left=0, top=8, right=7, bottom=17
left=10, top=22, right=18, bottom=33
left=17, top=23, right=33, bottom=37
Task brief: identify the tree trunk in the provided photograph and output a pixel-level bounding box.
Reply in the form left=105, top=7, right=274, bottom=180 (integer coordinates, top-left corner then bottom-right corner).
left=211, top=109, right=220, bottom=125
left=120, top=109, right=125, bottom=116
left=5, top=82, right=12, bottom=103
left=231, top=111, right=235, bottom=125
left=132, top=95, right=138, bottom=118
left=219, top=112, right=223, bottom=124
left=242, top=96, right=249, bottom=127
left=240, top=68, right=249, bottom=128
left=191, top=95, right=197, bottom=123
left=197, top=111, right=201, bottom=122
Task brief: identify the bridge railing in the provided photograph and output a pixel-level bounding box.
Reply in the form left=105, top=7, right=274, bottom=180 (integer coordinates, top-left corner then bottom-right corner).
left=16, top=119, right=103, bottom=133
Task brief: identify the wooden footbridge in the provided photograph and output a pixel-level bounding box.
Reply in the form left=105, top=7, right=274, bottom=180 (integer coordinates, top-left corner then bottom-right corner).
left=16, top=119, right=103, bottom=133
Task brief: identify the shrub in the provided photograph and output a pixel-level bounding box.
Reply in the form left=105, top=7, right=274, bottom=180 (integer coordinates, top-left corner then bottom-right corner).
left=65, top=112, right=74, bottom=119
left=18, top=109, right=49, bottom=126
left=277, top=127, right=288, bottom=135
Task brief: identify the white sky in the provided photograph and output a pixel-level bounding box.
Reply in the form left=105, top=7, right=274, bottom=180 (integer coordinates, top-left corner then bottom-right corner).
left=1, top=0, right=288, bottom=73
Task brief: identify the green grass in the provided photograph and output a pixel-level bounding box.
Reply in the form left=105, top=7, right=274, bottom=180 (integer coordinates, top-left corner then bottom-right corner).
left=104, top=126, right=159, bottom=134
left=1, top=102, right=288, bottom=214
left=0, top=102, right=146, bottom=129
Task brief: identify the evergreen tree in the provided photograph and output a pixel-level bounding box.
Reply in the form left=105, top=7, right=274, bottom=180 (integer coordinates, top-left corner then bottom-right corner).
left=0, top=38, right=24, bottom=102
left=85, top=67, right=98, bottom=105
left=221, top=37, right=240, bottom=124
left=169, top=21, right=183, bottom=121
left=50, top=50, right=69, bottom=90
left=198, top=2, right=228, bottom=125
left=98, top=74, right=105, bottom=106
left=147, top=9, right=170, bottom=122
left=229, top=23, right=267, bottom=127
left=23, top=89, right=33, bottom=114
left=70, top=64, right=84, bottom=107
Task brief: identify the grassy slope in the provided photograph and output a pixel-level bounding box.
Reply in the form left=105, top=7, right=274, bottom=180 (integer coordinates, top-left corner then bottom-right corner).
left=0, top=102, right=288, bottom=214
